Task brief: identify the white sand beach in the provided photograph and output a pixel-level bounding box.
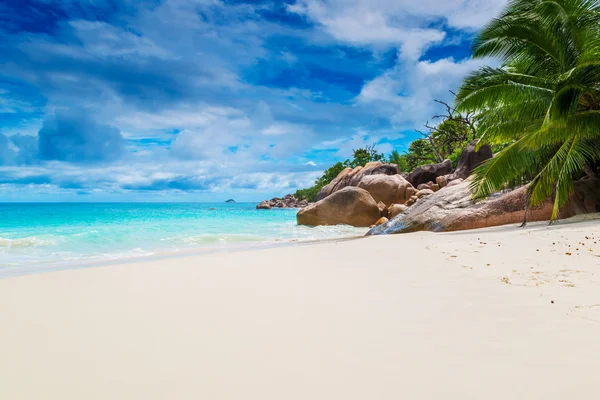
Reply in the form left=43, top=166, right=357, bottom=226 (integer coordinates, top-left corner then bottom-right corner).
left=2, top=216, right=600, bottom=399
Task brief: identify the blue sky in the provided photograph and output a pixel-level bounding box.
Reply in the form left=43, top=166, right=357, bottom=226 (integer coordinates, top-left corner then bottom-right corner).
left=0, top=0, right=506, bottom=202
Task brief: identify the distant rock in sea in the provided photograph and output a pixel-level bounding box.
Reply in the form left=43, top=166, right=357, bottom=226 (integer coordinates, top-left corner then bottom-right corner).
left=225, top=199, right=236, bottom=203
left=256, top=194, right=309, bottom=209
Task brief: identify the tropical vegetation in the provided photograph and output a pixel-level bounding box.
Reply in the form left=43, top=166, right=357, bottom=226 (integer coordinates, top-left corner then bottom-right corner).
left=297, top=0, right=600, bottom=215
left=294, top=103, right=479, bottom=202
left=455, top=0, right=600, bottom=221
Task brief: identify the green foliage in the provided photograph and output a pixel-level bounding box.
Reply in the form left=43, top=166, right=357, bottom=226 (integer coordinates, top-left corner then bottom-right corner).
left=404, top=139, right=438, bottom=171
left=387, top=150, right=410, bottom=172
left=430, top=119, right=472, bottom=161
left=295, top=113, right=485, bottom=201
left=346, top=145, right=384, bottom=168
left=448, top=147, right=464, bottom=167
left=293, top=186, right=321, bottom=203
left=319, top=162, right=346, bottom=184
left=455, top=0, right=600, bottom=221
left=415, top=100, right=481, bottom=168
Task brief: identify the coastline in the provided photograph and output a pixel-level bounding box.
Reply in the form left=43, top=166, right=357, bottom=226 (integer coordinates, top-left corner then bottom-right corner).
left=2, top=215, right=600, bottom=399
left=0, top=232, right=368, bottom=279
left=0, top=202, right=367, bottom=276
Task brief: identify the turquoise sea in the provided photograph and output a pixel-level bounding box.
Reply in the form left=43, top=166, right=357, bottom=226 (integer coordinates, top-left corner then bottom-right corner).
left=0, top=203, right=366, bottom=276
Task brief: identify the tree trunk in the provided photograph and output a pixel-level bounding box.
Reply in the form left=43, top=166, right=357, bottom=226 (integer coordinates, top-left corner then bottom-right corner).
left=520, top=190, right=532, bottom=227
left=427, top=138, right=444, bottom=163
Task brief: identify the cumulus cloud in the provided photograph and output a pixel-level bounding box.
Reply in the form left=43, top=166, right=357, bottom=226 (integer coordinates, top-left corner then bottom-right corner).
left=0, top=0, right=509, bottom=200
left=37, top=110, right=125, bottom=164
left=289, top=0, right=507, bottom=33
left=356, top=56, right=494, bottom=129
left=289, top=0, right=447, bottom=59
left=284, top=0, right=506, bottom=131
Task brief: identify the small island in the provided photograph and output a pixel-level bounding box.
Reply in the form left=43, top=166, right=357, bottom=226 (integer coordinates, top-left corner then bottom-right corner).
left=225, top=199, right=236, bottom=203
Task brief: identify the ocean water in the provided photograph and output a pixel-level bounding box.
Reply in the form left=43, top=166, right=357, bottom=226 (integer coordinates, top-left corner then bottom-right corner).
left=0, top=203, right=366, bottom=275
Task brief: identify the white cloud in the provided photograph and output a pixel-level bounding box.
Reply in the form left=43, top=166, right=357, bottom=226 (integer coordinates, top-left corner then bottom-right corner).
left=69, top=20, right=173, bottom=60
left=1, top=0, right=510, bottom=200
left=261, top=122, right=309, bottom=136
left=118, top=105, right=250, bottom=133
left=356, top=55, right=494, bottom=129
left=290, top=0, right=507, bottom=32
left=289, top=0, right=507, bottom=59
left=284, top=0, right=507, bottom=133
left=314, top=131, right=394, bottom=159
left=289, top=0, right=446, bottom=59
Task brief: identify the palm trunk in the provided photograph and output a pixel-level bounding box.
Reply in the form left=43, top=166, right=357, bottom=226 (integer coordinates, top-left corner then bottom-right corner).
left=520, top=190, right=532, bottom=227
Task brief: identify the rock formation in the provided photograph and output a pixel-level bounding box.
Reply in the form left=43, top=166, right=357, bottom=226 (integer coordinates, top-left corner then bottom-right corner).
left=436, top=175, right=448, bottom=188
left=375, top=217, right=389, bottom=226
left=291, top=139, right=598, bottom=231
left=297, top=187, right=382, bottom=227
left=256, top=194, right=309, bottom=209
left=387, top=204, right=408, bottom=219
left=367, top=178, right=600, bottom=235
left=447, top=178, right=463, bottom=187
left=415, top=188, right=434, bottom=198
left=451, top=140, right=493, bottom=180
left=317, top=162, right=399, bottom=200
left=406, top=159, right=453, bottom=187
left=356, top=174, right=416, bottom=206
left=376, top=201, right=387, bottom=217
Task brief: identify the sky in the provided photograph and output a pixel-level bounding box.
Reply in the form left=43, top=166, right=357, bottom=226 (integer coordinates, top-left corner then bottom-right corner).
left=0, top=0, right=507, bottom=202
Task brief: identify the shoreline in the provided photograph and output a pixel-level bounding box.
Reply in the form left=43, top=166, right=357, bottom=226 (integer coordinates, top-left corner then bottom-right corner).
left=2, top=202, right=367, bottom=276
left=2, top=215, right=600, bottom=398
left=0, top=232, right=369, bottom=279
left=4, top=213, right=599, bottom=279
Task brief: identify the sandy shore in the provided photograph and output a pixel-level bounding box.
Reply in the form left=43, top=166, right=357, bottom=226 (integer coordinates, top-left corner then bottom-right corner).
left=1, top=215, right=600, bottom=399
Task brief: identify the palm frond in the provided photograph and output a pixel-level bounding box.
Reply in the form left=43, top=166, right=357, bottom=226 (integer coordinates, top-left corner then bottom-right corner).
left=456, top=0, right=600, bottom=221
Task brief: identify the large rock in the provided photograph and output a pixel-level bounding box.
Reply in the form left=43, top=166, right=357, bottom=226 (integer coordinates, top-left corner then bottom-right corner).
left=256, top=200, right=271, bottom=210
left=406, top=159, right=453, bottom=187
left=357, top=174, right=416, bottom=206
left=388, top=204, right=408, bottom=219
left=375, top=217, right=389, bottom=226
left=317, top=162, right=399, bottom=200
left=452, top=140, right=493, bottom=180
left=297, top=187, right=381, bottom=227
left=447, top=178, right=463, bottom=187
left=368, top=178, right=600, bottom=235
left=406, top=195, right=418, bottom=207
left=415, top=189, right=434, bottom=198
left=436, top=175, right=448, bottom=188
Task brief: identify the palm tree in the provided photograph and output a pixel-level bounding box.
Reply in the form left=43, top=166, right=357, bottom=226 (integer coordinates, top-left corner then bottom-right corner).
left=455, top=0, right=600, bottom=223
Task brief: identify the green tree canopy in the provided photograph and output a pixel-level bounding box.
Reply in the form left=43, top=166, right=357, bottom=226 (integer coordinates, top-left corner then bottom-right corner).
left=405, top=139, right=438, bottom=171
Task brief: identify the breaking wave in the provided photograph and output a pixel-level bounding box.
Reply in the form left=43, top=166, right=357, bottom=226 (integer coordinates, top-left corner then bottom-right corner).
left=0, top=236, right=52, bottom=248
